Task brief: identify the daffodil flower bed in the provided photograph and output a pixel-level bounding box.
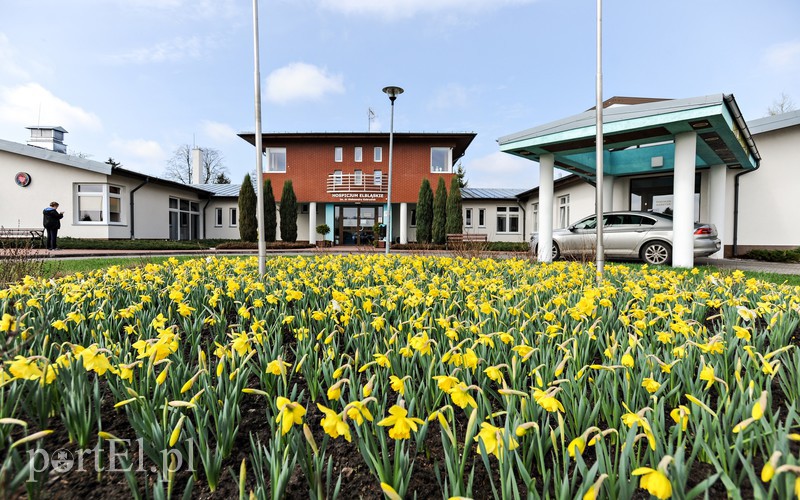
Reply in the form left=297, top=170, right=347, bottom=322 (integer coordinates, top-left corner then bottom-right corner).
left=1, top=255, right=799, bottom=499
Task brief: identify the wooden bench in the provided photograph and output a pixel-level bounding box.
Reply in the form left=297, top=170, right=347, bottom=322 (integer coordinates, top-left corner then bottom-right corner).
left=0, top=227, right=45, bottom=245
left=446, top=233, right=488, bottom=248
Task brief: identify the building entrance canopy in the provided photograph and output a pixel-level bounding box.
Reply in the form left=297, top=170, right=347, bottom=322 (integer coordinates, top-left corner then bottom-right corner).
left=498, top=94, right=760, bottom=179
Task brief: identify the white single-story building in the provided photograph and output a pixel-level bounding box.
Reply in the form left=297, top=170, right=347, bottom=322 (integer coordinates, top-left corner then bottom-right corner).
left=0, top=126, right=236, bottom=241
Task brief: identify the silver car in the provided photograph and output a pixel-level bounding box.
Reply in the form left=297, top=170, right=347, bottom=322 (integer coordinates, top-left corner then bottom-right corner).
left=532, top=211, right=721, bottom=265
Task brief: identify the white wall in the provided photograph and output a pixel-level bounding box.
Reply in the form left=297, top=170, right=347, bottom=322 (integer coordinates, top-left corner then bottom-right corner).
left=522, top=181, right=596, bottom=239
left=462, top=201, right=526, bottom=242
left=205, top=198, right=240, bottom=240
left=0, top=151, right=111, bottom=238
left=736, top=125, right=800, bottom=248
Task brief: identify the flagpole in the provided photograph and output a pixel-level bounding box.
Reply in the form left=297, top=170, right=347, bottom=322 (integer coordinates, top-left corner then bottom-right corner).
left=252, top=0, right=266, bottom=276
left=595, top=0, right=605, bottom=281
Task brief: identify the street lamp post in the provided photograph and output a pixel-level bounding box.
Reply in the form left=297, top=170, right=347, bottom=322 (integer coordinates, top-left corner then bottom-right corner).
left=382, top=86, right=403, bottom=255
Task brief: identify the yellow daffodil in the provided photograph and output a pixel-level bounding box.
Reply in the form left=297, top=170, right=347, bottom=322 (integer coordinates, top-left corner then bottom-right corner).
left=317, top=404, right=351, bottom=441
left=641, top=377, right=661, bottom=394
left=449, top=383, right=478, bottom=409
left=632, top=467, right=672, bottom=499
left=377, top=405, right=424, bottom=440
left=474, top=422, right=518, bottom=460
left=275, top=397, right=306, bottom=435
left=266, top=358, right=291, bottom=376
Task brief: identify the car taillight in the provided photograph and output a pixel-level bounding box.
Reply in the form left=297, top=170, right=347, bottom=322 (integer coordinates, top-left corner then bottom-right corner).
left=694, top=226, right=713, bottom=235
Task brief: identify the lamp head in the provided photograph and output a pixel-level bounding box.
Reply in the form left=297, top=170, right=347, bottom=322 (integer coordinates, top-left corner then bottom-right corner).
left=382, top=86, right=404, bottom=103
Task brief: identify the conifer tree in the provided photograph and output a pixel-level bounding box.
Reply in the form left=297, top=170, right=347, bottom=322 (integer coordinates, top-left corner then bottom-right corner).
left=416, top=179, right=433, bottom=243
left=238, top=173, right=257, bottom=242
left=279, top=180, right=298, bottom=242
left=432, top=177, right=448, bottom=244
left=263, top=179, right=277, bottom=242
left=446, top=176, right=463, bottom=235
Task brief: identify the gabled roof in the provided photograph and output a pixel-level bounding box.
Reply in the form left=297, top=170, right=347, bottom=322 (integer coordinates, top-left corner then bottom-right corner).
left=0, top=137, right=216, bottom=196
left=499, top=94, right=760, bottom=177
left=461, top=187, right=526, bottom=200
left=748, top=109, right=800, bottom=135
left=0, top=138, right=110, bottom=174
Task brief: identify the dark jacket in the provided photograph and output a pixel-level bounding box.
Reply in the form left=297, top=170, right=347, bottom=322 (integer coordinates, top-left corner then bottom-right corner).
left=43, top=207, right=63, bottom=230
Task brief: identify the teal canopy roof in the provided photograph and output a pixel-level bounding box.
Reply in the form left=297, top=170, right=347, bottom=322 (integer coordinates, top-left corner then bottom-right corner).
left=498, top=94, right=760, bottom=179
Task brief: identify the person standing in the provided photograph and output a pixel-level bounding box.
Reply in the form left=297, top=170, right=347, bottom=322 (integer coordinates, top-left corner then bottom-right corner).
left=42, top=201, right=64, bottom=251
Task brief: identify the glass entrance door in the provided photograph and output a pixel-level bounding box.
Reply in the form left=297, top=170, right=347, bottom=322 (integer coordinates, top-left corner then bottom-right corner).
left=335, top=206, right=383, bottom=245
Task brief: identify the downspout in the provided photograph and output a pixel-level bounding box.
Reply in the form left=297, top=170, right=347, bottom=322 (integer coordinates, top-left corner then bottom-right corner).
left=724, top=94, right=761, bottom=257
left=129, top=178, right=150, bottom=240
left=516, top=199, right=526, bottom=243
left=202, top=198, right=212, bottom=240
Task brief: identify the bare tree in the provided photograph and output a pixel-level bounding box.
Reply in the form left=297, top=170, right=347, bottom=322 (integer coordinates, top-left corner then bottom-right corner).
left=164, top=145, right=229, bottom=184
left=767, top=92, right=796, bottom=116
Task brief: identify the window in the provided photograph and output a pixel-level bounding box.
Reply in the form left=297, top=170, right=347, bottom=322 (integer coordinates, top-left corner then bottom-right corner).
left=266, top=148, right=286, bottom=173
left=374, top=170, right=382, bottom=186
left=465, top=208, right=473, bottom=228
left=333, top=170, right=343, bottom=185
left=374, top=147, right=382, bottom=162
left=168, top=196, right=200, bottom=240
left=478, top=208, right=486, bottom=228
left=431, top=147, right=452, bottom=173
left=75, top=184, right=124, bottom=224
left=354, top=147, right=363, bottom=162
left=532, top=202, right=539, bottom=232
left=354, top=169, right=363, bottom=185
left=496, top=206, right=520, bottom=233
left=229, top=207, right=238, bottom=227
left=630, top=174, right=701, bottom=222
left=410, top=209, right=417, bottom=227
left=334, top=147, right=343, bottom=162
left=558, top=195, right=570, bottom=228
left=214, top=208, right=223, bottom=227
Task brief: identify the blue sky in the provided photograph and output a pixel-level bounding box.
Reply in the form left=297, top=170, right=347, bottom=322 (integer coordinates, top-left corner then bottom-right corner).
left=1, top=0, right=798, bottom=189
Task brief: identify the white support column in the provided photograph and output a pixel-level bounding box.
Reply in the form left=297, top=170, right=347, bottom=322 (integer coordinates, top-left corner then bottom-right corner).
left=308, top=202, right=317, bottom=245
left=538, top=154, right=555, bottom=262
left=602, top=174, right=614, bottom=212
left=673, top=132, right=697, bottom=268
left=399, top=203, right=408, bottom=244
left=708, top=164, right=727, bottom=259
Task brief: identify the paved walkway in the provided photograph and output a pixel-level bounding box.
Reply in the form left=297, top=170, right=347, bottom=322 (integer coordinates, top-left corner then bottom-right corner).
left=3, top=247, right=800, bottom=275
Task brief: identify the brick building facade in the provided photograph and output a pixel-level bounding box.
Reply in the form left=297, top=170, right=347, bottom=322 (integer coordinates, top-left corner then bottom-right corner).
left=238, top=132, right=475, bottom=245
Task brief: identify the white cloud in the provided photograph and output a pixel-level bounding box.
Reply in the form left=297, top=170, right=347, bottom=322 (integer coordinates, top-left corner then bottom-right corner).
left=110, top=36, right=218, bottom=64
left=319, top=0, right=535, bottom=19
left=763, top=40, right=800, bottom=71
left=201, top=120, right=238, bottom=143
left=429, top=83, right=470, bottom=110
left=0, top=34, right=30, bottom=80
left=264, top=62, right=345, bottom=104
left=108, top=137, right=168, bottom=176
left=0, top=83, right=102, bottom=131
left=121, top=0, right=238, bottom=19
left=464, top=151, right=538, bottom=189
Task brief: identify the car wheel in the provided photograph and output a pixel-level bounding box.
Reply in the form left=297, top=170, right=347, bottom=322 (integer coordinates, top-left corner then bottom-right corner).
left=535, top=241, right=561, bottom=261
left=641, top=241, right=671, bottom=265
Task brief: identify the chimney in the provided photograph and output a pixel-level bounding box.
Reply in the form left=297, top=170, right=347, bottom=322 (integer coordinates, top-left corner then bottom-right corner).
left=26, top=126, right=68, bottom=153
left=191, top=147, right=203, bottom=184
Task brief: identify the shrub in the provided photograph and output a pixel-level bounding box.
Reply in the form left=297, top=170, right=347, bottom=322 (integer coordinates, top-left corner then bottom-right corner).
left=238, top=173, right=258, bottom=242
left=446, top=176, right=463, bottom=235
left=416, top=180, right=433, bottom=243
left=263, top=179, right=277, bottom=242
left=745, top=248, right=800, bottom=263
left=279, top=180, right=298, bottom=242
left=432, top=177, right=448, bottom=245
